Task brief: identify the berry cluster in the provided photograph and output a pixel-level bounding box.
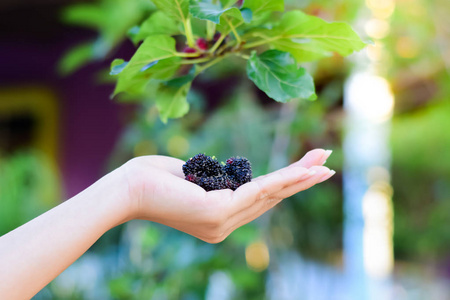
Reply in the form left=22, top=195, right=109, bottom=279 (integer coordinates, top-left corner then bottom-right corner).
left=183, top=153, right=252, bottom=191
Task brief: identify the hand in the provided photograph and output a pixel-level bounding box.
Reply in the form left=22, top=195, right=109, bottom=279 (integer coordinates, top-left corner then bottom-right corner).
left=124, top=149, right=334, bottom=243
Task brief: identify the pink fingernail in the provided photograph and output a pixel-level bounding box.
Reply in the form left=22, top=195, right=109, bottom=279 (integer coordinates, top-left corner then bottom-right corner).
left=318, top=170, right=335, bottom=182
left=323, top=150, right=333, bottom=163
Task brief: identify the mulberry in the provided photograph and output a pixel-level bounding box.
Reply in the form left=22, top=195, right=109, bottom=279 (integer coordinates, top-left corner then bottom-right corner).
left=224, top=157, right=252, bottom=184
left=183, top=154, right=252, bottom=191
left=182, top=153, right=223, bottom=177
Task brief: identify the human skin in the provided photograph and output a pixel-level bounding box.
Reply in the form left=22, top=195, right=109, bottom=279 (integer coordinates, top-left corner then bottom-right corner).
left=0, top=149, right=334, bottom=299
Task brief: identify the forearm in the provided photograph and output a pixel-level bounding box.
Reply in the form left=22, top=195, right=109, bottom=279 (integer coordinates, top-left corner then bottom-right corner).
left=0, top=166, right=132, bottom=300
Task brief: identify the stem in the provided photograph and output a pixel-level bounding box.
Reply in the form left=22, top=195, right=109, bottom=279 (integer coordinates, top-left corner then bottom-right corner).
left=209, top=33, right=227, bottom=53
left=175, top=52, right=202, bottom=58
left=196, top=54, right=229, bottom=74
left=243, top=40, right=269, bottom=49
left=180, top=57, right=213, bottom=64
left=234, top=52, right=250, bottom=60
left=184, top=17, right=195, bottom=47
left=206, top=21, right=216, bottom=41
left=225, top=17, right=241, bottom=45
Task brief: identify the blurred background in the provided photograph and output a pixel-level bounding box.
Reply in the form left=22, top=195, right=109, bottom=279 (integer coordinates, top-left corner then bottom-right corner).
left=1, top=0, right=449, bottom=299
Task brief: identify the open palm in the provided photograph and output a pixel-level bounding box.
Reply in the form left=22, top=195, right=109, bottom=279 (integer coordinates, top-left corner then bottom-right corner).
left=125, top=149, right=334, bottom=243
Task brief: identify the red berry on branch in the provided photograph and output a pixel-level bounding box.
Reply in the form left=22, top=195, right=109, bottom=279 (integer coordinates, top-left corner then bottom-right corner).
left=196, top=38, right=208, bottom=50
left=236, top=0, right=243, bottom=7
left=183, top=47, right=197, bottom=53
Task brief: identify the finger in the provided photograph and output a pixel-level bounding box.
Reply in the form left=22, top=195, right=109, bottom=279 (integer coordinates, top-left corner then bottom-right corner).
left=227, top=166, right=314, bottom=216
left=220, top=166, right=333, bottom=234
left=252, top=149, right=332, bottom=183
left=290, top=148, right=332, bottom=168
left=273, top=166, right=335, bottom=200
left=252, top=163, right=313, bottom=183
left=228, top=169, right=334, bottom=231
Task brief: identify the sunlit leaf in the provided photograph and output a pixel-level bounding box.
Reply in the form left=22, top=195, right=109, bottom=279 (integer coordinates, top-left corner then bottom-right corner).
left=151, top=0, right=189, bottom=23
left=156, top=66, right=196, bottom=122
left=190, top=0, right=251, bottom=36
left=242, top=0, right=284, bottom=19
left=189, top=0, right=231, bottom=24
left=216, top=7, right=252, bottom=34
left=247, top=10, right=366, bottom=62
left=112, top=35, right=181, bottom=96
left=220, top=0, right=238, bottom=8
left=246, top=50, right=316, bottom=102
left=128, top=11, right=181, bottom=44
left=156, top=82, right=192, bottom=122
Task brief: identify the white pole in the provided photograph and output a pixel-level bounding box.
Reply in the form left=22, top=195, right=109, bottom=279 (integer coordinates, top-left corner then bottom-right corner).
left=343, top=72, right=394, bottom=300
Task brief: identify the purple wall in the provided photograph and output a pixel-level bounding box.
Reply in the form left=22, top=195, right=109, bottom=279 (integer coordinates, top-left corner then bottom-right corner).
left=0, top=5, right=134, bottom=198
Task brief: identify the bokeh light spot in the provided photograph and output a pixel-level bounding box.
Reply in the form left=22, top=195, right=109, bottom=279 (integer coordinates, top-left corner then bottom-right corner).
left=245, top=241, right=270, bottom=272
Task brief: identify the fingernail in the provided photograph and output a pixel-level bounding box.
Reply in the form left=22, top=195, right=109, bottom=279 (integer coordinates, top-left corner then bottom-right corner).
left=318, top=169, right=336, bottom=182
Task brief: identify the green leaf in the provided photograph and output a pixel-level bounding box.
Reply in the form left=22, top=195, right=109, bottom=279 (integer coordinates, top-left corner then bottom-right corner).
left=128, top=11, right=181, bottom=44
left=246, top=50, right=316, bottom=102
left=58, top=42, right=94, bottom=75
left=114, top=58, right=180, bottom=96
left=151, top=0, right=189, bottom=23
left=189, top=1, right=230, bottom=24
left=220, top=0, right=238, bottom=8
left=246, top=10, right=367, bottom=62
left=61, top=4, right=106, bottom=29
left=216, top=7, right=251, bottom=34
left=189, top=0, right=251, bottom=29
left=269, top=38, right=333, bottom=62
left=242, top=0, right=284, bottom=19
left=240, top=8, right=253, bottom=23
left=110, top=59, right=128, bottom=75
left=155, top=66, right=196, bottom=122
left=167, top=65, right=197, bottom=87
left=156, top=82, right=192, bottom=122
left=112, top=35, right=181, bottom=96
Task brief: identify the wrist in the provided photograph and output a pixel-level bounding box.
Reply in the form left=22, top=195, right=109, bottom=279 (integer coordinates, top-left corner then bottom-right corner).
left=120, top=158, right=146, bottom=221
left=86, top=164, right=137, bottom=229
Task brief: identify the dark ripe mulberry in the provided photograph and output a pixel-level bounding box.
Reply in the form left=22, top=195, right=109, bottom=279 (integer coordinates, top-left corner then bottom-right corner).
left=182, top=153, right=223, bottom=177
left=196, top=175, right=241, bottom=191
left=224, top=157, right=252, bottom=184
left=183, top=154, right=252, bottom=191
left=197, top=175, right=227, bottom=191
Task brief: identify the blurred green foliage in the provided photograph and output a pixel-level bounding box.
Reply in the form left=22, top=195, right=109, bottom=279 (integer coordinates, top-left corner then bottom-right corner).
left=392, top=99, right=450, bottom=260
left=0, top=151, right=60, bottom=235
left=59, top=0, right=154, bottom=75
left=382, top=0, right=450, bottom=262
